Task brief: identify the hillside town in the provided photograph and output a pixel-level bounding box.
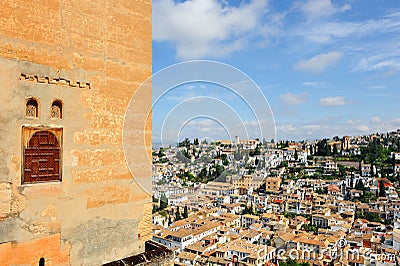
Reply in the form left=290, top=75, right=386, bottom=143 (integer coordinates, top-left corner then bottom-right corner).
left=151, top=131, right=400, bottom=266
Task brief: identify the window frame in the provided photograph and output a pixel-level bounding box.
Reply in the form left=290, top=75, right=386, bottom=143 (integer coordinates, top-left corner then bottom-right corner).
left=50, top=99, right=63, bottom=119
left=21, top=126, right=63, bottom=184
left=25, top=97, right=40, bottom=119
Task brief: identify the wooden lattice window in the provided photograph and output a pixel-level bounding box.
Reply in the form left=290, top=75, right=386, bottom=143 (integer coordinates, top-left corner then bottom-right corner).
left=51, top=100, right=63, bottom=119
left=26, top=98, right=39, bottom=118
left=23, top=129, right=62, bottom=183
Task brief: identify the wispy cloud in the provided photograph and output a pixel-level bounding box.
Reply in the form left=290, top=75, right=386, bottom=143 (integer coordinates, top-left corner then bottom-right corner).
left=294, top=51, right=342, bottom=73
left=302, top=81, right=328, bottom=87
left=280, top=92, right=308, bottom=106
left=278, top=116, right=400, bottom=140
left=299, top=11, right=400, bottom=43
left=319, top=96, right=348, bottom=106
left=355, top=53, right=400, bottom=72
left=361, top=93, right=390, bottom=97
left=367, top=85, right=386, bottom=90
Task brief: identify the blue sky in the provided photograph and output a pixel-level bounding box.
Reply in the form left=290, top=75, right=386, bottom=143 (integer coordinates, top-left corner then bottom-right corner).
left=152, top=0, right=400, bottom=143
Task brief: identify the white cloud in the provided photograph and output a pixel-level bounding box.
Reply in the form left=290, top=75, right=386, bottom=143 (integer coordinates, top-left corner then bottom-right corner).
left=303, top=124, right=322, bottom=130
left=341, top=4, right=351, bottom=12
left=280, top=92, right=308, bottom=106
left=319, top=96, right=347, bottom=106
left=153, top=0, right=268, bottom=59
left=301, top=0, right=336, bottom=20
left=294, top=51, right=342, bottom=73
left=299, top=0, right=351, bottom=21
left=277, top=124, right=296, bottom=133
left=371, top=116, right=381, bottom=124
left=178, top=119, right=228, bottom=140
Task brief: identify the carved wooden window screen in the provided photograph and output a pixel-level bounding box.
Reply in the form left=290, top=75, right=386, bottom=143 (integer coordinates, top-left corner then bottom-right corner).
left=26, top=99, right=38, bottom=118
left=51, top=100, right=62, bottom=119
left=23, top=131, right=61, bottom=183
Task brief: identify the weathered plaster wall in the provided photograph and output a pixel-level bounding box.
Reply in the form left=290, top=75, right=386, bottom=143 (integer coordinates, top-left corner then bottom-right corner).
left=0, top=0, right=152, bottom=265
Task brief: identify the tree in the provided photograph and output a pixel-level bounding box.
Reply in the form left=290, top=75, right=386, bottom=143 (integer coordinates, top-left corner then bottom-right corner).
left=152, top=195, right=159, bottom=203
left=214, top=164, right=225, bottom=179
left=176, top=150, right=190, bottom=162
left=158, top=148, right=165, bottom=158
left=234, top=145, right=241, bottom=160
left=175, top=206, right=181, bottom=221
left=392, top=154, right=396, bottom=170
left=333, top=144, right=338, bottom=155
left=316, top=139, right=331, bottom=156
left=356, top=211, right=383, bottom=223
left=363, top=138, right=389, bottom=164
left=152, top=204, right=157, bottom=214
left=338, top=165, right=346, bottom=177
left=178, top=138, right=191, bottom=148
left=280, top=258, right=310, bottom=266
left=159, top=193, right=168, bottom=210
left=183, top=206, right=188, bottom=219
left=194, top=138, right=199, bottom=145
left=301, top=224, right=317, bottom=233
left=254, top=144, right=261, bottom=156
left=221, top=154, right=229, bottom=166
left=379, top=180, right=386, bottom=197
left=355, top=179, right=365, bottom=191
left=244, top=153, right=249, bottom=164
left=360, top=191, right=376, bottom=203
left=294, top=149, right=298, bottom=160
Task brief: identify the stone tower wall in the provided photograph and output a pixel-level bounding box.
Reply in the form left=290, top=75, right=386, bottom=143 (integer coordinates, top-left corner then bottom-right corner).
left=0, top=1, right=152, bottom=265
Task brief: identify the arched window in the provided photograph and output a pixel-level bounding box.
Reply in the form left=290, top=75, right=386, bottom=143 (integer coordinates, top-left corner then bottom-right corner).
left=23, top=130, right=62, bottom=183
left=26, top=98, right=39, bottom=118
left=51, top=100, right=63, bottom=119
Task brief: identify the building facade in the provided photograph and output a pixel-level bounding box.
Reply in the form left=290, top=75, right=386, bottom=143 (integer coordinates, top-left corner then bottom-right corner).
left=0, top=1, right=152, bottom=265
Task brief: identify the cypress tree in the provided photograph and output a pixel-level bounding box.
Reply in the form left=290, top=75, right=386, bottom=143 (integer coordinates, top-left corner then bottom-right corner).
left=175, top=206, right=181, bottom=221
left=379, top=180, right=386, bottom=197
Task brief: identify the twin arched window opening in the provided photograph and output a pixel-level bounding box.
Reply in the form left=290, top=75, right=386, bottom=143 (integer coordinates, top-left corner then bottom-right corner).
left=25, top=98, right=63, bottom=119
